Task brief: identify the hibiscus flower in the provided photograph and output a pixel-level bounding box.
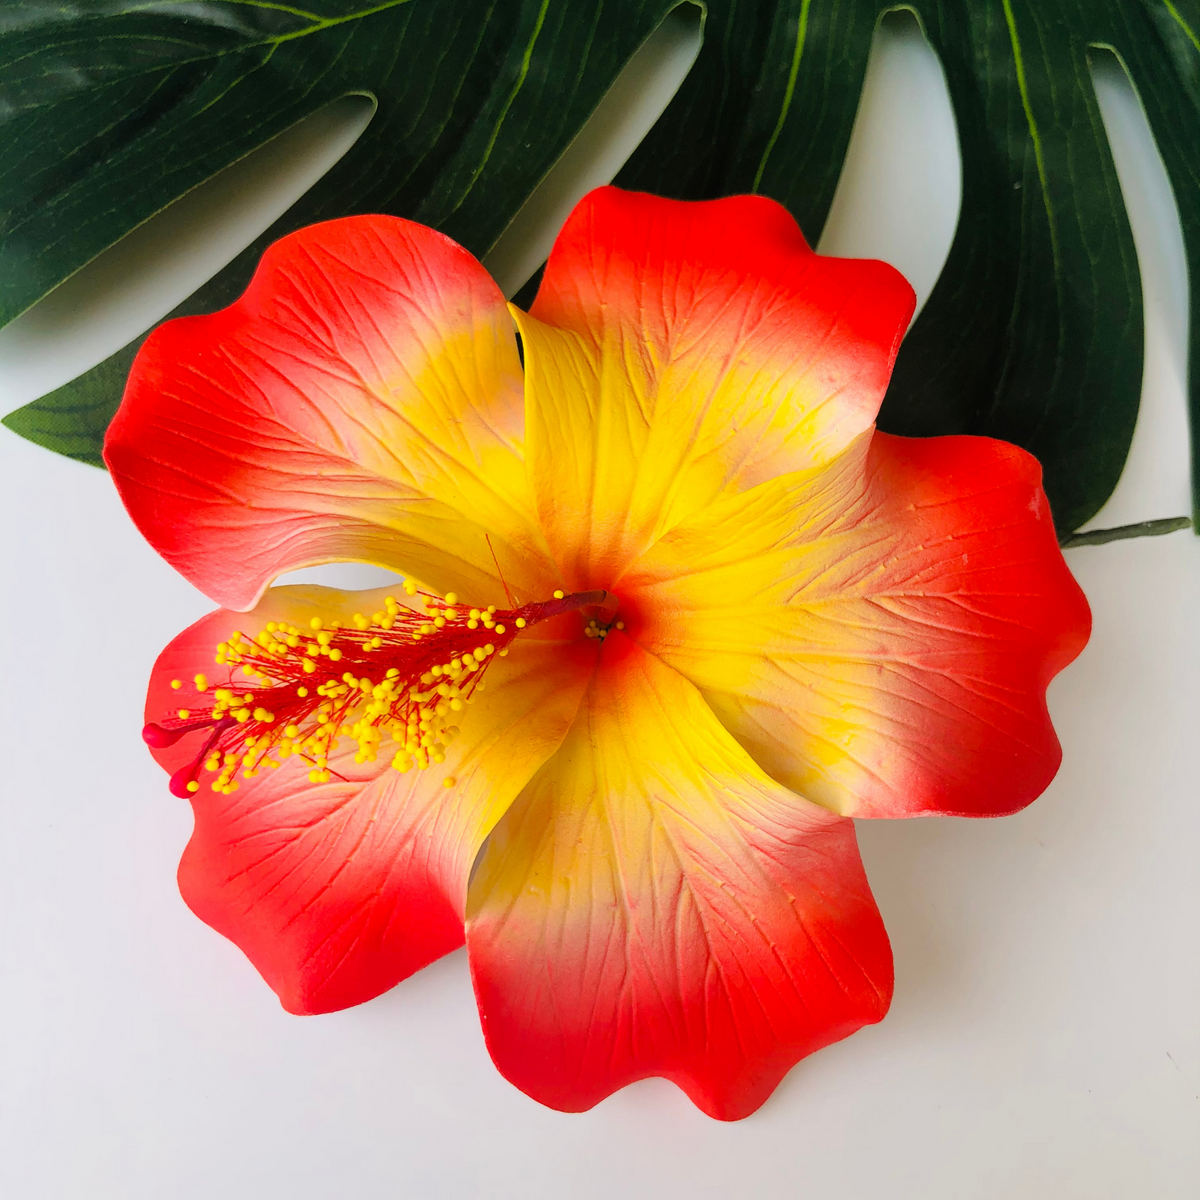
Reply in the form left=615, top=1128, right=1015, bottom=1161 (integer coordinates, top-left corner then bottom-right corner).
left=104, top=186, right=1090, bottom=1120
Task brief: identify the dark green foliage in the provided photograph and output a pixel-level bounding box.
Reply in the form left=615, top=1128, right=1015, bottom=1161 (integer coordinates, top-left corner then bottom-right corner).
left=2, top=0, right=1198, bottom=533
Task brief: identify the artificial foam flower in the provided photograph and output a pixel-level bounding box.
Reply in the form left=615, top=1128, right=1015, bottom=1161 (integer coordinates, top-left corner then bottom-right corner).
left=105, top=187, right=1090, bottom=1121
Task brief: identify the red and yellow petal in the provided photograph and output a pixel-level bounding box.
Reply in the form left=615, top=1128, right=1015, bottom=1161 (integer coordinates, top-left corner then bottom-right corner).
left=465, top=636, right=891, bottom=1121
left=149, top=585, right=594, bottom=1014
left=517, top=186, right=915, bottom=589
left=622, top=433, right=1091, bottom=819
left=106, top=215, right=558, bottom=612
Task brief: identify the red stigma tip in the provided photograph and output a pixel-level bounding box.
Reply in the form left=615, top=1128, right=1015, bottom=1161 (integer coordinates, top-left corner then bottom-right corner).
left=168, top=765, right=199, bottom=798
left=144, top=721, right=189, bottom=748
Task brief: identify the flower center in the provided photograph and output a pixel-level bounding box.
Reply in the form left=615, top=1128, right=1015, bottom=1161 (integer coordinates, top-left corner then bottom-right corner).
left=146, top=587, right=617, bottom=798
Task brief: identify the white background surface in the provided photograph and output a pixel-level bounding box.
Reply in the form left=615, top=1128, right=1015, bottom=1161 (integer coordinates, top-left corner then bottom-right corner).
left=2, top=14, right=1197, bottom=1198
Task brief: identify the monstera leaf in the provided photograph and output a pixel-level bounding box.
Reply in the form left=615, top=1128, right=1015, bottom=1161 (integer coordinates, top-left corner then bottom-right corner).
left=2, top=0, right=1198, bottom=535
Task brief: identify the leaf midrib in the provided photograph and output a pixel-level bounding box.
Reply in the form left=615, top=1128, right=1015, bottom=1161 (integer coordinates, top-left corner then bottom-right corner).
left=1162, top=0, right=1200, bottom=54
left=3, top=0, right=417, bottom=89
left=124, top=0, right=418, bottom=41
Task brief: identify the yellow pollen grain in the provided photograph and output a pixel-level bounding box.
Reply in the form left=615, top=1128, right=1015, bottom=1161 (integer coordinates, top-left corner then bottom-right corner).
left=442, top=777, right=455, bottom=789
left=553, top=590, right=564, bottom=599
left=170, top=680, right=182, bottom=689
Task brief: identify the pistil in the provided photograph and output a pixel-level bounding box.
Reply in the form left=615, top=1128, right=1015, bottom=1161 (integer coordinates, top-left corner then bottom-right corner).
left=146, top=587, right=616, bottom=798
